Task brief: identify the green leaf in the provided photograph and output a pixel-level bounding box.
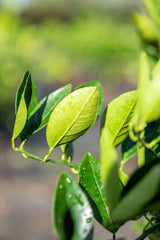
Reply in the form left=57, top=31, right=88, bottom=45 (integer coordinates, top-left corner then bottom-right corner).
left=111, top=162, right=160, bottom=225
left=46, top=86, right=99, bottom=149
left=133, top=12, right=158, bottom=44
left=135, top=54, right=160, bottom=124
left=27, top=76, right=38, bottom=116
left=53, top=172, right=93, bottom=240
left=101, top=90, right=137, bottom=147
left=79, top=153, right=114, bottom=231
left=13, top=94, right=27, bottom=139
left=121, top=136, right=137, bottom=164
left=13, top=71, right=34, bottom=141
left=131, top=52, right=150, bottom=129
left=76, top=80, right=104, bottom=116
left=100, top=131, right=120, bottom=213
left=15, top=71, right=36, bottom=115
left=15, top=71, right=30, bottom=114
left=20, top=84, right=72, bottom=141
left=144, top=0, right=160, bottom=26
left=119, top=170, right=129, bottom=187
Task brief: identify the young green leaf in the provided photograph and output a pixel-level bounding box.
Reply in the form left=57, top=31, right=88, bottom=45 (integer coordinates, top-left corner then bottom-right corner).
left=100, top=131, right=120, bottom=213
left=15, top=71, right=37, bottom=115
left=101, top=91, right=137, bottom=147
left=13, top=71, right=34, bottom=142
left=12, top=93, right=27, bottom=140
left=131, top=52, right=150, bottom=129
left=134, top=53, right=160, bottom=125
left=46, top=87, right=99, bottom=149
left=20, top=84, right=72, bottom=141
left=144, top=0, right=160, bottom=26
left=79, top=153, right=114, bottom=231
left=133, top=12, right=158, bottom=45
left=15, top=71, right=30, bottom=114
left=111, top=162, right=160, bottom=225
left=27, top=76, right=38, bottom=116
left=76, top=80, right=104, bottom=116
left=53, top=172, right=93, bottom=240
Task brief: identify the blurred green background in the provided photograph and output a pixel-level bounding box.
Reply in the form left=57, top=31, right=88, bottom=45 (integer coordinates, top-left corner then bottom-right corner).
left=0, top=1, right=144, bottom=240
left=0, top=0, right=141, bottom=133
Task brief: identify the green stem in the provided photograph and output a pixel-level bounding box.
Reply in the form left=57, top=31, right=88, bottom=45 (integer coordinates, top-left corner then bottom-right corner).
left=113, top=232, right=116, bottom=240
left=17, top=147, right=79, bottom=170
left=137, top=134, right=160, bottom=159
left=135, top=221, right=160, bottom=240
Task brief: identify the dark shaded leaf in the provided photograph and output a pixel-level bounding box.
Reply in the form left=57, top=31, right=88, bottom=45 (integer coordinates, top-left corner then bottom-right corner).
left=121, top=135, right=137, bottom=164
left=20, top=84, right=72, bottom=141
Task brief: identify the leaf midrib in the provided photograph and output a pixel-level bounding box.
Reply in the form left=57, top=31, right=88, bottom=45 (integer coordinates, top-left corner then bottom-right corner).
left=88, top=156, right=111, bottom=224
left=50, top=87, right=97, bottom=148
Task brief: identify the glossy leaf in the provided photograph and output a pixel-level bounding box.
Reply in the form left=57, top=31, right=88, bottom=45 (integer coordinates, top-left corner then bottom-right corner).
left=79, top=153, right=113, bottom=231
left=111, top=162, right=160, bottom=225
left=20, top=84, right=72, bottom=141
left=76, top=80, right=104, bottom=116
left=101, top=90, right=137, bottom=147
left=13, top=94, right=27, bottom=139
left=15, top=71, right=30, bottom=114
left=53, top=172, right=93, bottom=240
left=15, top=71, right=37, bottom=115
left=100, top=130, right=120, bottom=213
left=46, top=87, right=99, bottom=149
left=13, top=71, right=33, bottom=140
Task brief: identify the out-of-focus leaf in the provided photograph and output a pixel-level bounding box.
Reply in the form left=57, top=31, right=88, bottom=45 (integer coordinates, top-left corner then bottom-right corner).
left=144, top=0, right=160, bottom=26
left=53, top=172, right=93, bottom=240
left=101, top=91, right=137, bottom=147
left=46, top=87, right=99, bottom=149
left=79, top=153, right=114, bottom=231
left=135, top=221, right=160, bottom=240
left=133, top=12, right=158, bottom=44
left=20, top=84, right=72, bottom=141
left=111, top=162, right=160, bottom=225
left=132, top=52, right=150, bottom=128
left=119, top=170, right=129, bottom=187
left=100, top=131, right=120, bottom=213
left=76, top=80, right=104, bottom=116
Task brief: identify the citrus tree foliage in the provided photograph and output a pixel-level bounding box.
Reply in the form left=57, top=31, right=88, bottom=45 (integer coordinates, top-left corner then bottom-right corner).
left=12, top=54, right=160, bottom=239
